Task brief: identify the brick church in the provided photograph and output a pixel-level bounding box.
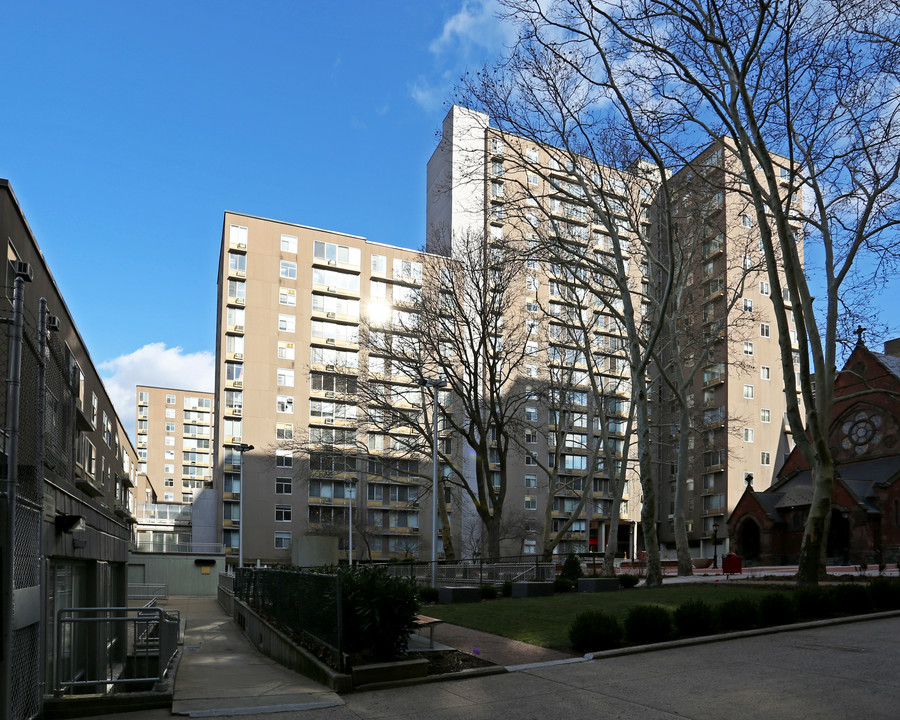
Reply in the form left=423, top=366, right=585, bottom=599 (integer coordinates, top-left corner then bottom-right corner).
left=728, top=338, right=900, bottom=566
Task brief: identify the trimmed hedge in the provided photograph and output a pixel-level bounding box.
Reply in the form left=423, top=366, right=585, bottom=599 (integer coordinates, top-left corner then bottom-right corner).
left=674, top=599, right=716, bottom=637
left=554, top=577, right=575, bottom=593
left=716, top=597, right=759, bottom=631
left=619, top=574, right=640, bottom=589
left=569, top=610, right=623, bottom=653
left=758, top=592, right=798, bottom=626
left=480, top=584, right=498, bottom=600
left=625, top=604, right=673, bottom=644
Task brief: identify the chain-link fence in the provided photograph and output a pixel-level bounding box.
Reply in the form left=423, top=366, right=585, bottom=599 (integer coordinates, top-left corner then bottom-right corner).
left=3, top=288, right=45, bottom=720
left=233, top=568, right=343, bottom=669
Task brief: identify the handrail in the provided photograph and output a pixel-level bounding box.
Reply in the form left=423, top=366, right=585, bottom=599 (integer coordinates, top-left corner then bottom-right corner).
left=54, top=606, right=180, bottom=696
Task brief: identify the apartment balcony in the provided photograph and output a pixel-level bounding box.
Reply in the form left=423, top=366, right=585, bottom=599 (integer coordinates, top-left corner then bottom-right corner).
left=702, top=239, right=724, bottom=259
left=704, top=279, right=726, bottom=300
left=223, top=491, right=240, bottom=501
left=229, top=237, right=248, bottom=252
left=224, top=463, right=241, bottom=473
left=223, top=435, right=244, bottom=445
left=227, top=266, right=246, bottom=279
left=135, top=503, right=192, bottom=525
left=224, top=404, right=243, bottom=417
left=226, top=295, right=246, bottom=307
left=226, top=324, right=245, bottom=334
left=225, top=378, right=243, bottom=389
left=223, top=519, right=239, bottom=528
left=74, top=466, right=104, bottom=498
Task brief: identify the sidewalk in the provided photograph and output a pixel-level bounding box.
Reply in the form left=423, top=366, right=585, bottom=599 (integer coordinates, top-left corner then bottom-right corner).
left=164, top=596, right=343, bottom=717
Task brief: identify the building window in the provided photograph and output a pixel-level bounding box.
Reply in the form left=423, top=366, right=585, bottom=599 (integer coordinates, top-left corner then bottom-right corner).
left=276, top=477, right=292, bottom=495
left=277, top=368, right=295, bottom=387
left=276, top=450, right=293, bottom=468
left=277, top=341, right=295, bottom=360
left=279, top=287, right=297, bottom=306
left=275, top=504, right=292, bottom=522
left=760, top=323, right=770, bottom=338
left=761, top=366, right=771, bottom=380
left=165, top=436, right=175, bottom=446
left=281, top=234, right=297, bottom=253
left=165, top=422, right=175, bottom=432
left=744, top=341, right=754, bottom=356
left=139, top=391, right=149, bottom=403
left=280, top=260, right=297, bottom=279
left=525, top=407, right=538, bottom=422
left=526, top=276, right=538, bottom=292
left=760, top=281, right=770, bottom=296
left=761, top=451, right=771, bottom=465
left=525, top=454, right=536, bottom=466
left=761, top=409, right=771, bottom=423
left=743, top=298, right=753, bottom=312
left=744, top=428, right=754, bottom=442
left=276, top=423, right=293, bottom=440
left=276, top=395, right=294, bottom=414
left=525, top=431, right=537, bottom=444
left=166, top=408, right=176, bottom=418
left=742, top=214, right=753, bottom=227
left=371, top=254, right=386, bottom=274
left=524, top=495, right=537, bottom=510
left=275, top=532, right=291, bottom=549
left=91, top=393, right=98, bottom=427
left=166, top=394, right=176, bottom=404
left=525, top=474, right=537, bottom=488
left=744, top=384, right=754, bottom=399
left=278, top=314, right=295, bottom=333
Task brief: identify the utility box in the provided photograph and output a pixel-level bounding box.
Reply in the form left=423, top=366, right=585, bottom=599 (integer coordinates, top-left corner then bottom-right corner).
left=722, top=553, right=743, bottom=575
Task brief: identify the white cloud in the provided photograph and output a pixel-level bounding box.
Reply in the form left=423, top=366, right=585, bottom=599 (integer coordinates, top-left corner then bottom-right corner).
left=98, top=342, right=214, bottom=441
left=430, top=0, right=515, bottom=56
left=411, top=1, right=517, bottom=111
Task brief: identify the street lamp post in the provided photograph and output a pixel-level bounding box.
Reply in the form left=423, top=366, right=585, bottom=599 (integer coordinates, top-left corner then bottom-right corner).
left=347, top=477, right=358, bottom=566
left=237, top=443, right=254, bottom=569
left=418, top=377, right=446, bottom=589
left=712, top=520, right=720, bottom=570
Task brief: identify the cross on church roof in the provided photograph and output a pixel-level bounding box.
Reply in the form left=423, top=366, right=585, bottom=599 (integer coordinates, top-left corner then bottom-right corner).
left=855, top=325, right=867, bottom=345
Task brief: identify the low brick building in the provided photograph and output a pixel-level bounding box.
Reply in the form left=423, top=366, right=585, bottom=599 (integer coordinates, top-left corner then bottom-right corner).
left=728, top=339, right=900, bottom=566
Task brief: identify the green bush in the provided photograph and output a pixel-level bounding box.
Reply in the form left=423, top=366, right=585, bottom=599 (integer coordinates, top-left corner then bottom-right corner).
left=716, top=597, right=759, bottom=631
left=568, top=610, right=623, bottom=653
left=501, top=579, right=513, bottom=597
left=869, top=577, right=900, bottom=609
left=340, top=565, right=420, bottom=662
left=554, top=577, right=575, bottom=593
left=674, top=599, right=716, bottom=637
left=794, top=586, right=836, bottom=620
left=833, top=583, right=872, bottom=615
left=625, top=604, right=673, bottom=645
left=418, top=586, right=440, bottom=604
left=561, top=553, right=584, bottom=582
left=618, top=574, right=640, bottom=589
left=480, top=584, right=498, bottom=600
left=758, top=592, right=797, bottom=626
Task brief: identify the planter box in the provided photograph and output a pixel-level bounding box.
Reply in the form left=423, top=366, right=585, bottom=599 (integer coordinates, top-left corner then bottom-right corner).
left=578, top=577, right=620, bottom=593
left=351, top=658, right=429, bottom=686
left=692, top=558, right=713, bottom=569
left=439, top=586, right=482, bottom=604
left=511, top=581, right=554, bottom=598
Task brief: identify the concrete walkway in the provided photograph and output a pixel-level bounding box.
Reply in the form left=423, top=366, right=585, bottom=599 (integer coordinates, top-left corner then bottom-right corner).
left=165, top=597, right=343, bottom=717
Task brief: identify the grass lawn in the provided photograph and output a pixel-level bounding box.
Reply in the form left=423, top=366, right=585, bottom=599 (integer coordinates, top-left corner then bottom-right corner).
left=426, top=583, right=793, bottom=650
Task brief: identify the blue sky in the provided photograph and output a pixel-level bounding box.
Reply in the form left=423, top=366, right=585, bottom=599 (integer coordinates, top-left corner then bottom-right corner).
left=1, top=1, right=512, bottom=434
left=2, top=2, right=897, bottom=438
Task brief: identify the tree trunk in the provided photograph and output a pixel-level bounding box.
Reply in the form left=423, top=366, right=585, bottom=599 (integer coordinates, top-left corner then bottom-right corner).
left=674, top=403, right=694, bottom=576
left=797, top=452, right=835, bottom=586
left=438, top=478, right=456, bottom=561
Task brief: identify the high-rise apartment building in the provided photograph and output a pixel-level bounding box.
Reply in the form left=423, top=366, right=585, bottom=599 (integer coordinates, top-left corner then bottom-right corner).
left=213, top=105, right=797, bottom=566
left=133, top=385, right=214, bottom=552
left=214, top=217, right=437, bottom=565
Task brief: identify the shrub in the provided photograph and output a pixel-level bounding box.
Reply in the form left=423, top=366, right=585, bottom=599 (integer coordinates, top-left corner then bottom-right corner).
left=833, top=583, right=872, bottom=615
left=340, top=565, right=420, bottom=661
left=561, top=553, right=584, bottom=582
left=418, top=586, right=440, bottom=604
left=674, top=599, right=716, bottom=637
left=480, top=584, right=498, bottom=600
left=758, top=592, right=797, bottom=626
left=625, top=604, right=673, bottom=645
left=569, top=610, right=623, bottom=653
left=554, top=577, right=575, bottom=593
left=716, top=597, right=759, bottom=631
left=868, top=577, right=900, bottom=609
left=618, top=574, right=640, bottom=589
left=794, top=586, right=836, bottom=620
left=501, top=579, right=513, bottom=597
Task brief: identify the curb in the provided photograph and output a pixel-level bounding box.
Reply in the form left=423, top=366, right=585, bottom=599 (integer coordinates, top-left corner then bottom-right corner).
left=582, top=609, right=900, bottom=660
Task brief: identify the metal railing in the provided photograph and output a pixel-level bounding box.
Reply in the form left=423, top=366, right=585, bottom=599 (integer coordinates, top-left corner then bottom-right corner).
left=382, top=559, right=555, bottom=586
left=54, top=605, right=180, bottom=695
left=127, top=583, right=169, bottom=601
left=131, top=540, right=223, bottom=554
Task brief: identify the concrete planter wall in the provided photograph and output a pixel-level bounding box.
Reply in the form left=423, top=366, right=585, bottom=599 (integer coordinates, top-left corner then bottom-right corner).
left=439, top=586, right=483, bottom=603
left=511, top=582, right=554, bottom=598
left=578, top=577, right=621, bottom=592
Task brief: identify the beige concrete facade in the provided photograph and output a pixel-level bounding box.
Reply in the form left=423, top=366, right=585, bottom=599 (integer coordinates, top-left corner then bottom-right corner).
left=133, top=385, right=214, bottom=552
left=215, top=215, right=437, bottom=565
